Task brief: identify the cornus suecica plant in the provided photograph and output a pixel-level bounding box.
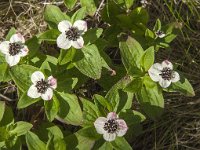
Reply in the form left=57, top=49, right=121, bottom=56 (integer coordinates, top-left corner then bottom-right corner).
left=0, top=33, right=28, bottom=66
left=27, top=71, right=57, bottom=100
left=57, top=20, right=87, bottom=49
left=148, top=60, right=180, bottom=88
left=0, top=1, right=195, bottom=149
left=94, top=112, right=128, bottom=142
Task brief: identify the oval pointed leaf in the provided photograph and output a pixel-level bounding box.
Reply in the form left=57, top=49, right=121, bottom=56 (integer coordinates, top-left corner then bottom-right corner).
left=80, top=0, right=97, bottom=16
left=10, top=121, right=32, bottom=136
left=74, top=44, right=103, bottom=79
left=56, top=92, right=83, bottom=126
left=64, top=0, right=77, bottom=10
left=44, top=95, right=60, bottom=122
left=18, top=92, right=41, bottom=109
left=26, top=131, right=46, bottom=150
left=44, top=5, right=70, bottom=28
left=140, top=46, right=155, bottom=71
left=136, top=82, right=164, bottom=119
left=119, top=36, right=144, bottom=75
left=168, top=77, right=195, bottom=97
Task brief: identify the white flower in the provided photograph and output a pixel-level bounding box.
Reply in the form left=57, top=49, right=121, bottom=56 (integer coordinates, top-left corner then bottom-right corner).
left=140, top=0, right=149, bottom=8
left=57, top=20, right=87, bottom=50
left=155, top=30, right=166, bottom=38
left=27, top=71, right=57, bottom=101
left=94, top=112, right=128, bottom=142
left=148, top=60, right=180, bottom=88
left=0, top=33, right=29, bottom=66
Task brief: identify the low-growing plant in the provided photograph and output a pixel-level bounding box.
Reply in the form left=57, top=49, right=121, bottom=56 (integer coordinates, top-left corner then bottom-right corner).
left=0, top=0, right=195, bottom=149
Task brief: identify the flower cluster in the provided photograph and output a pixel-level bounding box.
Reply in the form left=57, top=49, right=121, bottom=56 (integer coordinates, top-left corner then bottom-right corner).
left=0, top=20, right=87, bottom=67
left=0, top=3, right=195, bottom=149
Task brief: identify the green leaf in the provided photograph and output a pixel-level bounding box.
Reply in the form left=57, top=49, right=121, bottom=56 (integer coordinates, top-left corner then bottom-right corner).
left=0, top=101, right=5, bottom=122
left=71, top=7, right=87, bottom=23
left=164, top=34, right=177, bottom=43
left=102, top=0, right=125, bottom=24
left=143, top=75, right=156, bottom=88
left=17, top=92, right=41, bottom=109
left=168, top=77, right=195, bottom=97
left=116, top=14, right=133, bottom=29
left=0, top=106, right=14, bottom=127
left=6, top=27, right=16, bottom=40
left=83, top=28, right=103, bottom=45
left=74, top=44, right=103, bottom=79
left=46, top=126, right=66, bottom=150
left=5, top=135, right=21, bottom=149
left=65, top=132, right=95, bottom=150
left=119, top=35, right=144, bottom=75
left=10, top=121, right=32, bottom=136
left=124, top=0, right=135, bottom=9
left=115, top=0, right=135, bottom=9
left=153, top=19, right=161, bottom=31
left=77, top=127, right=100, bottom=140
left=44, top=95, right=60, bottom=122
left=111, top=137, right=132, bottom=150
left=55, top=70, right=78, bottom=93
left=47, top=125, right=64, bottom=138
left=106, top=77, right=133, bottom=113
left=46, top=134, right=66, bottom=150
left=94, top=94, right=113, bottom=112
left=58, top=48, right=76, bottom=65
left=80, top=0, right=97, bottom=16
left=0, top=63, right=11, bottom=82
left=140, top=46, right=155, bottom=71
left=136, top=82, right=164, bottom=119
left=39, top=56, right=58, bottom=75
left=0, top=127, right=9, bottom=142
left=44, top=5, right=70, bottom=28
left=26, top=36, right=40, bottom=58
left=26, top=131, right=46, bottom=150
left=93, top=140, right=113, bottom=150
left=64, top=0, right=77, bottom=9
left=129, top=7, right=149, bottom=25
left=56, top=92, right=83, bottom=126
left=124, top=78, right=142, bottom=93
left=9, top=64, right=39, bottom=92
left=119, top=110, right=146, bottom=126
left=81, top=98, right=99, bottom=126
left=38, top=29, right=60, bottom=42
left=145, top=28, right=155, bottom=40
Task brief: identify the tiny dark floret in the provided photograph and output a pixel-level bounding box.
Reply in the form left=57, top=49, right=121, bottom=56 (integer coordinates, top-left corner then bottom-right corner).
left=65, top=27, right=81, bottom=41
left=9, top=43, right=23, bottom=56
left=159, top=67, right=173, bottom=80
left=103, top=119, right=119, bottom=133
left=156, top=30, right=164, bottom=37
left=35, top=79, right=50, bottom=94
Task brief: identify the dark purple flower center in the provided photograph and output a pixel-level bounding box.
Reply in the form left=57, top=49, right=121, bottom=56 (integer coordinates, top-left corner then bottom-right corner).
left=35, top=79, right=50, bottom=94
left=103, top=119, right=119, bottom=133
left=65, top=27, right=80, bottom=41
left=9, top=43, right=23, bottom=56
left=159, top=67, right=173, bottom=80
